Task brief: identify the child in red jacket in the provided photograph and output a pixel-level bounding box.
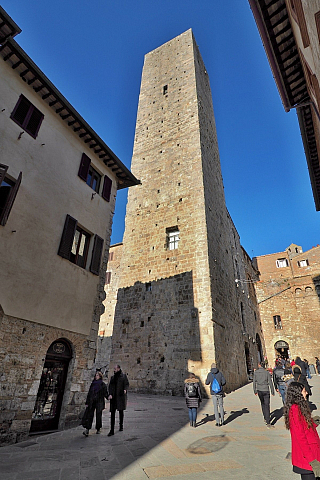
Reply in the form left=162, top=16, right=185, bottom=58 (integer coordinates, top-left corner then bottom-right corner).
left=284, top=382, right=320, bottom=479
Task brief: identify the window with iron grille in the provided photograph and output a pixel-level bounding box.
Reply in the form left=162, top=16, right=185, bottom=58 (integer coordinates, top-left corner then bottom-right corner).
left=10, top=95, right=44, bottom=138
left=273, top=315, right=282, bottom=330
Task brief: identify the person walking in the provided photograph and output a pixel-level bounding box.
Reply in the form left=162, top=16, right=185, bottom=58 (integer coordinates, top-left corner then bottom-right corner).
left=184, top=373, right=202, bottom=427
left=108, top=364, right=129, bottom=436
left=295, top=357, right=307, bottom=376
left=273, top=359, right=287, bottom=404
left=205, top=363, right=226, bottom=427
left=284, top=382, right=320, bottom=479
left=293, top=365, right=311, bottom=399
left=253, top=360, right=275, bottom=428
left=304, top=359, right=312, bottom=379
left=82, top=371, right=109, bottom=437
left=315, top=357, right=320, bottom=376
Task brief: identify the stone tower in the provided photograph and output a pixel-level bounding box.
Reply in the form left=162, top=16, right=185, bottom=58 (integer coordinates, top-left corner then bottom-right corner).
left=109, top=29, right=264, bottom=394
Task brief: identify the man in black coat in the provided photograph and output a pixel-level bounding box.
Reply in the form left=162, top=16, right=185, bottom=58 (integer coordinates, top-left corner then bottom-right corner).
left=108, top=364, right=129, bottom=436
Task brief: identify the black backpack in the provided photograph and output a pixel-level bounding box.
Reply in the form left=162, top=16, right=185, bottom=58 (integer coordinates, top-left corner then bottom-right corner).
left=187, top=383, right=197, bottom=398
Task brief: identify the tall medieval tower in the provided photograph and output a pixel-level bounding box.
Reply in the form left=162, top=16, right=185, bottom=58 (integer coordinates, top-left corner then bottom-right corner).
left=109, top=30, right=263, bottom=394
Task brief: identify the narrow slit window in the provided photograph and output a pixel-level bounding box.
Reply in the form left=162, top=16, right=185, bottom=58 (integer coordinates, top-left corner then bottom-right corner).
left=163, top=85, right=168, bottom=95
left=273, top=315, right=282, bottom=330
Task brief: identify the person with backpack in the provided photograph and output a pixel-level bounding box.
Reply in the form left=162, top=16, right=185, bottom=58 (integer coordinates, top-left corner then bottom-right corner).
left=184, top=373, right=202, bottom=427
left=205, top=363, right=226, bottom=427
left=253, top=360, right=275, bottom=428
left=273, top=358, right=288, bottom=404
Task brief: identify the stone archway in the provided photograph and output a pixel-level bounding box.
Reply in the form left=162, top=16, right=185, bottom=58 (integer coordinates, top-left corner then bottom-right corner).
left=30, top=338, right=72, bottom=433
left=274, top=340, right=289, bottom=360
left=256, top=333, right=263, bottom=363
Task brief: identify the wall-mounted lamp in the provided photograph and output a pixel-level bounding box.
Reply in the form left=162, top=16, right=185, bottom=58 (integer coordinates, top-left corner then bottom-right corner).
left=18, top=131, right=24, bottom=140
left=91, top=192, right=97, bottom=200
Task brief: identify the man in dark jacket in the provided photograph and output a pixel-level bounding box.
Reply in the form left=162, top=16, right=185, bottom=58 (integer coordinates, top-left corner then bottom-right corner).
left=253, top=361, right=275, bottom=428
left=205, top=363, right=226, bottom=426
left=295, top=356, right=307, bottom=376
left=108, top=364, right=129, bottom=436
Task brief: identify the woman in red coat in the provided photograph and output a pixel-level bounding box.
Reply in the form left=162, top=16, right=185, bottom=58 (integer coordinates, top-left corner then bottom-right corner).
left=284, top=382, right=320, bottom=479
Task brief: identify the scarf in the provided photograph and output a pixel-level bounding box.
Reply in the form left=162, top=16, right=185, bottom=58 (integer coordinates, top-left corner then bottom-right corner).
left=91, top=378, right=102, bottom=395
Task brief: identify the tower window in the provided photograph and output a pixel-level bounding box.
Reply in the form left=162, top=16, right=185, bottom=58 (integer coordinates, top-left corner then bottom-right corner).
left=273, top=315, right=282, bottom=330
left=276, top=258, right=288, bottom=268
left=163, top=85, right=168, bottom=95
left=166, top=227, right=180, bottom=250
left=146, top=282, right=152, bottom=292
left=298, top=259, right=309, bottom=267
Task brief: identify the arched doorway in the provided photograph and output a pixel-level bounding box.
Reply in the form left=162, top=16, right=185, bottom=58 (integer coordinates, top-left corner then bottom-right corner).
left=244, top=342, right=252, bottom=375
left=274, top=340, right=289, bottom=360
left=30, top=338, right=72, bottom=433
left=256, top=333, right=263, bottom=364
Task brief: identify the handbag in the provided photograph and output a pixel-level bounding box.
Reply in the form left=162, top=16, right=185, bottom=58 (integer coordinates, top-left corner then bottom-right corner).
left=80, top=406, right=90, bottom=428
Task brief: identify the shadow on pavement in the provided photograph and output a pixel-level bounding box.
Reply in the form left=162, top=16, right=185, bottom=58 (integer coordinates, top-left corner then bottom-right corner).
left=270, top=407, right=283, bottom=425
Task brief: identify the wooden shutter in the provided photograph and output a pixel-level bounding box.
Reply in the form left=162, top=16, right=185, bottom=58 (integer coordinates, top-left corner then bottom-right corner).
left=293, top=0, right=310, bottom=48
left=25, top=106, right=44, bottom=138
left=0, top=172, right=22, bottom=226
left=58, top=214, right=77, bottom=259
left=78, top=153, right=91, bottom=181
left=11, top=95, right=30, bottom=126
left=0, top=164, right=8, bottom=187
left=102, top=175, right=112, bottom=201
left=90, top=234, right=104, bottom=275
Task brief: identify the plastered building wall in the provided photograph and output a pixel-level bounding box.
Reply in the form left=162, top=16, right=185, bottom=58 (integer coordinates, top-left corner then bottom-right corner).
left=254, top=244, right=320, bottom=364
left=0, top=42, right=120, bottom=444
left=107, top=30, right=264, bottom=395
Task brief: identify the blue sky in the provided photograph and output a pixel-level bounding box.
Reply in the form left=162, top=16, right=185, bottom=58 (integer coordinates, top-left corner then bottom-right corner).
left=3, top=1, right=319, bottom=258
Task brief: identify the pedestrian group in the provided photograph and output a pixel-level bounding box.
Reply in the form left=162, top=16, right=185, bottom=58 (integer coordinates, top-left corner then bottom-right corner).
left=81, top=356, right=320, bottom=480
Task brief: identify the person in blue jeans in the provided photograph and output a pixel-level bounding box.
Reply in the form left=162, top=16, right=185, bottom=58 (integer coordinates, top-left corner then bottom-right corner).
left=273, top=358, right=288, bottom=404
left=184, top=373, right=202, bottom=427
left=205, top=363, right=226, bottom=426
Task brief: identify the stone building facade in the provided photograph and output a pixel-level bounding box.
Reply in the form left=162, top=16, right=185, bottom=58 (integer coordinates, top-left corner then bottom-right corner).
left=249, top=0, right=320, bottom=210
left=253, top=244, right=320, bottom=364
left=95, top=242, right=123, bottom=375
left=0, top=8, right=138, bottom=445
left=101, top=30, right=265, bottom=396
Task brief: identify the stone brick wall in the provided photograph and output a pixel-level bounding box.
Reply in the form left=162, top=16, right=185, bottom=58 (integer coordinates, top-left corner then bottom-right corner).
left=106, top=30, right=264, bottom=396
left=0, top=314, right=92, bottom=445
left=95, top=243, right=123, bottom=376
left=254, top=244, right=320, bottom=365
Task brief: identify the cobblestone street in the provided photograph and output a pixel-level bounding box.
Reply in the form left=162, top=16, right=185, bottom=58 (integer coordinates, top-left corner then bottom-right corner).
left=2, top=376, right=320, bottom=480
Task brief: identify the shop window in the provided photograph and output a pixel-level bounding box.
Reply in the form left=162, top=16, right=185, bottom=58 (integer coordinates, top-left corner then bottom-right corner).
left=0, top=164, right=22, bottom=226
left=273, top=315, right=282, bottom=330
left=11, top=94, right=44, bottom=138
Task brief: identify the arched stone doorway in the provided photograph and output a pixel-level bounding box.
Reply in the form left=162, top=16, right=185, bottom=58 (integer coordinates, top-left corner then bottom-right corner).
left=256, top=333, right=263, bottom=363
left=30, top=338, right=72, bottom=433
left=274, top=340, right=289, bottom=360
